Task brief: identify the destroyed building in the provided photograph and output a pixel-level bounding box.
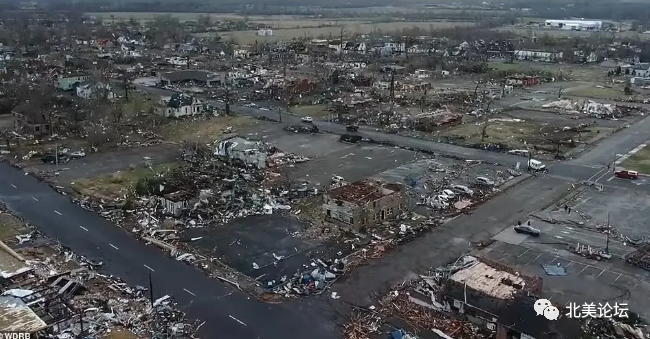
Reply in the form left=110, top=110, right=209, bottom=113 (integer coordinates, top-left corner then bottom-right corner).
left=417, top=256, right=581, bottom=339
left=215, top=135, right=268, bottom=168
left=0, top=241, right=76, bottom=336
left=323, top=180, right=405, bottom=232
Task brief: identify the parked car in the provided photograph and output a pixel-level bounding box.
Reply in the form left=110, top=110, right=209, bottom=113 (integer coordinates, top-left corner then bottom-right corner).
left=41, top=154, right=68, bottom=164
left=345, top=124, right=359, bottom=132
left=475, top=177, right=495, bottom=187
left=508, top=149, right=529, bottom=157
left=451, top=185, right=474, bottom=196
left=514, top=225, right=541, bottom=237
left=615, top=170, right=638, bottom=180
left=301, top=116, right=314, bottom=123
left=441, top=189, right=456, bottom=199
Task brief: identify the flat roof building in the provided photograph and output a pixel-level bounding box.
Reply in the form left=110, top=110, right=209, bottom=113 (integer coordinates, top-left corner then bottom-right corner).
left=544, top=19, right=602, bottom=31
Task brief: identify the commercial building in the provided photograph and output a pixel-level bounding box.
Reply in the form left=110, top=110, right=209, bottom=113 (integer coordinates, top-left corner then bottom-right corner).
left=544, top=19, right=602, bottom=31
left=323, top=180, right=405, bottom=232
left=424, top=256, right=581, bottom=339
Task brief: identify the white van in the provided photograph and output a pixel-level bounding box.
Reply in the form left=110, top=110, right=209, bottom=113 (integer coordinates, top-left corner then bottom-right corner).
left=331, top=175, right=345, bottom=183
left=527, top=159, right=546, bottom=171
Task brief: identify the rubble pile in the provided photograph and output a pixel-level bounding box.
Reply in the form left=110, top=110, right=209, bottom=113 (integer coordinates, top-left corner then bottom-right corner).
left=541, top=99, right=646, bottom=119
left=581, top=317, right=646, bottom=339
left=0, top=207, right=197, bottom=338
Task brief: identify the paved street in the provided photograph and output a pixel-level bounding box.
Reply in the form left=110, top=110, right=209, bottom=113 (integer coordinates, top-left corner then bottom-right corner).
left=0, top=86, right=645, bottom=337
left=0, top=163, right=338, bottom=339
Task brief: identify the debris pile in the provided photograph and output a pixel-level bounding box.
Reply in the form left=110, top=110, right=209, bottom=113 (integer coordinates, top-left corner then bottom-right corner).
left=581, top=317, right=646, bottom=339
left=0, top=206, right=197, bottom=338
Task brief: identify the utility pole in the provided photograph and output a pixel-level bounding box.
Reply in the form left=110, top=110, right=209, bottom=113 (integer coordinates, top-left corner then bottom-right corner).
left=149, top=272, right=155, bottom=306
left=55, top=143, right=59, bottom=166
left=277, top=106, right=282, bottom=122
left=224, top=71, right=230, bottom=116
left=605, top=212, right=611, bottom=254
left=77, top=311, right=84, bottom=338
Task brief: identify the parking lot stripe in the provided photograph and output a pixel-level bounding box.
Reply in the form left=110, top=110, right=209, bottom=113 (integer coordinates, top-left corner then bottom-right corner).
left=596, top=269, right=606, bottom=278
left=578, top=266, right=589, bottom=275
left=517, top=249, right=530, bottom=258
left=613, top=274, right=622, bottom=283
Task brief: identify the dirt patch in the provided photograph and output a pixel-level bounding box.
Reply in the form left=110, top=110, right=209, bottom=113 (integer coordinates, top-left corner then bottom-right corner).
left=440, top=118, right=542, bottom=149
left=70, top=163, right=178, bottom=200
left=103, top=328, right=141, bottom=339
left=159, top=115, right=255, bottom=143
left=0, top=212, right=29, bottom=240
left=621, top=144, right=650, bottom=174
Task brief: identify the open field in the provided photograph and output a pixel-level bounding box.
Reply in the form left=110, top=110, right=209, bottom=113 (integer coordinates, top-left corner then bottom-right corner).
left=488, top=61, right=605, bottom=82
left=291, top=105, right=331, bottom=119
left=494, top=26, right=648, bottom=39
left=70, top=162, right=178, bottom=199
left=563, top=84, right=628, bottom=100
left=210, top=21, right=473, bottom=43
left=158, top=115, right=255, bottom=143
left=620, top=144, right=650, bottom=174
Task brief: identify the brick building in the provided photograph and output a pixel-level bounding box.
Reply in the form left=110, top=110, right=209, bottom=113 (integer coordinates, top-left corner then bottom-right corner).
left=322, top=180, right=405, bottom=232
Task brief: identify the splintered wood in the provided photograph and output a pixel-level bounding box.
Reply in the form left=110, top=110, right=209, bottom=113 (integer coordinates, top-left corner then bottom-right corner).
left=344, top=311, right=382, bottom=339
left=385, top=297, right=481, bottom=338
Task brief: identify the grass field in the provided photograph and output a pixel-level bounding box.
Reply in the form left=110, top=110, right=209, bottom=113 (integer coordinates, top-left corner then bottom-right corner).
left=159, top=115, right=255, bottom=143
left=71, top=163, right=178, bottom=199
left=209, top=21, right=473, bottom=44
left=488, top=61, right=605, bottom=82
left=621, top=145, right=650, bottom=174
left=563, top=84, right=627, bottom=99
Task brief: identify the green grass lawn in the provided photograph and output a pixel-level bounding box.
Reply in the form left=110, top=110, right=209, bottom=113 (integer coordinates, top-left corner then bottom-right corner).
left=620, top=145, right=650, bottom=174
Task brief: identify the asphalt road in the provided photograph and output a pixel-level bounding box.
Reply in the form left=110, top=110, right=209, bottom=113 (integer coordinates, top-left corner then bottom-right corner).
left=0, top=163, right=337, bottom=339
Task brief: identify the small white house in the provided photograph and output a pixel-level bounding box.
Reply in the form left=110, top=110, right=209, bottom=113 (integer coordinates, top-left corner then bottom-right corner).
left=159, top=93, right=204, bottom=118
left=257, top=29, right=273, bottom=36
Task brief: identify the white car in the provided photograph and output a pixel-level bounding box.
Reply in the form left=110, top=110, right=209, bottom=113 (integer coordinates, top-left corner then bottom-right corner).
left=301, top=116, right=314, bottom=123
left=475, top=177, right=495, bottom=187
left=441, top=189, right=456, bottom=199
left=451, top=185, right=474, bottom=196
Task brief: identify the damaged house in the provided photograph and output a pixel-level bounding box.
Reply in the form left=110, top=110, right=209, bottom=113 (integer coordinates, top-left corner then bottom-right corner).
left=421, top=256, right=581, bottom=339
left=159, top=92, right=204, bottom=118
left=12, top=102, right=56, bottom=137
left=215, top=135, right=267, bottom=169
left=323, top=180, right=405, bottom=232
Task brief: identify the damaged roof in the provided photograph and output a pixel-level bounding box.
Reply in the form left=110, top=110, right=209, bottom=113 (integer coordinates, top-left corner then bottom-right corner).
left=166, top=92, right=196, bottom=108
left=448, top=258, right=541, bottom=299
left=328, top=180, right=403, bottom=204
left=0, top=296, right=47, bottom=333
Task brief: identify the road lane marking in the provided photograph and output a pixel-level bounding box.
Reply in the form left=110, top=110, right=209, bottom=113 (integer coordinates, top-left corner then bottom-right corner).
left=32, top=196, right=38, bottom=201
left=229, top=315, right=247, bottom=326
left=109, top=243, right=119, bottom=250
left=607, top=176, right=614, bottom=182
left=10, top=184, right=16, bottom=188
left=54, top=210, right=62, bottom=215
left=144, top=264, right=155, bottom=272
left=183, top=288, right=196, bottom=296
left=79, top=226, right=89, bottom=231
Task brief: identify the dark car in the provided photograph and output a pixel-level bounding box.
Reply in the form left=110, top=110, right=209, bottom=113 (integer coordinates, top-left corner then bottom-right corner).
left=514, top=225, right=541, bottom=237
left=345, top=124, right=359, bottom=132
left=41, top=154, right=68, bottom=164
left=615, top=170, right=638, bottom=180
